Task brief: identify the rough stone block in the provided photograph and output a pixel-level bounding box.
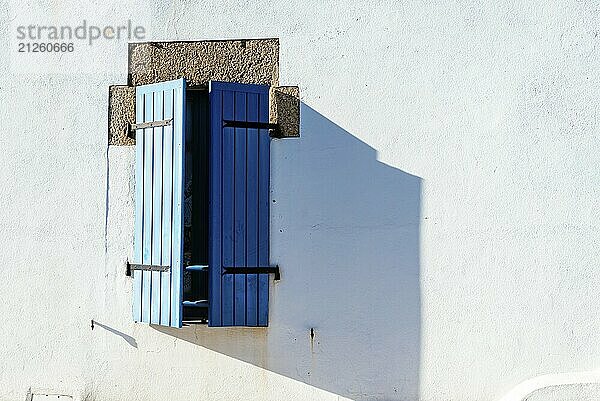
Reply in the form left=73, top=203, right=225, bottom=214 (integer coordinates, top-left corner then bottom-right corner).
left=271, top=86, right=300, bottom=138
left=128, top=39, right=279, bottom=87
left=108, top=85, right=135, bottom=146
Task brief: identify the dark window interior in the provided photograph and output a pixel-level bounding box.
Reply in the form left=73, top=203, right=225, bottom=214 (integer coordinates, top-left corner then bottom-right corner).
left=183, top=89, right=210, bottom=323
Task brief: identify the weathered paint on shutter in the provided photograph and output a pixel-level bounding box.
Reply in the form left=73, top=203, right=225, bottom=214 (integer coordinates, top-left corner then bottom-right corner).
left=208, top=81, right=271, bottom=327
left=133, top=78, right=186, bottom=328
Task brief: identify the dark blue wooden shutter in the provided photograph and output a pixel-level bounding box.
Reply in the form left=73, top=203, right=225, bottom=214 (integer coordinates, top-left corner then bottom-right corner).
left=133, top=78, right=186, bottom=328
left=208, top=81, right=271, bottom=327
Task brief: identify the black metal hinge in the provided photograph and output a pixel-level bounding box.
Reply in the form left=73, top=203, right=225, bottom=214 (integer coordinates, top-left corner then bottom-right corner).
left=222, top=120, right=282, bottom=138
left=127, top=262, right=171, bottom=276
left=222, top=265, right=281, bottom=280
left=128, top=118, right=173, bottom=139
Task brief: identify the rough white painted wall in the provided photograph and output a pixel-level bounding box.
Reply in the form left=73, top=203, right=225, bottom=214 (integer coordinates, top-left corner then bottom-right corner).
left=1, top=1, right=599, bottom=401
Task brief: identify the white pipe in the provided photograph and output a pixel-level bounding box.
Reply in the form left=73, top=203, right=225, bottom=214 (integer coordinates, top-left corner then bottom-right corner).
left=498, top=371, right=600, bottom=401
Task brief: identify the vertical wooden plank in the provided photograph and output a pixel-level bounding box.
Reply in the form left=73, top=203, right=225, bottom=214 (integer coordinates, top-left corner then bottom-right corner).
left=221, top=90, right=235, bottom=326
left=257, top=90, right=270, bottom=326
left=234, top=91, right=248, bottom=325
left=171, top=83, right=185, bottom=328
left=150, top=90, right=164, bottom=325
left=208, top=87, right=223, bottom=326
left=133, top=92, right=144, bottom=323
left=246, top=92, right=259, bottom=326
left=142, top=91, right=154, bottom=324
left=160, top=88, right=173, bottom=326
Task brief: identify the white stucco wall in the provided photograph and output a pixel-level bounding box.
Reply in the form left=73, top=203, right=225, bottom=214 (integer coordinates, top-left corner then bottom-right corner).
left=1, top=1, right=599, bottom=401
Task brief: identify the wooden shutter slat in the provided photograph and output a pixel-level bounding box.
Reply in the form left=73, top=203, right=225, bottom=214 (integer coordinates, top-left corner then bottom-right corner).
left=257, top=90, right=270, bottom=326
left=150, top=90, right=163, bottom=325
left=142, top=91, right=153, bottom=324
left=221, top=89, right=235, bottom=326
left=245, top=91, right=260, bottom=326
left=234, top=91, right=247, bottom=326
left=209, top=88, right=223, bottom=327
left=160, top=88, right=174, bottom=326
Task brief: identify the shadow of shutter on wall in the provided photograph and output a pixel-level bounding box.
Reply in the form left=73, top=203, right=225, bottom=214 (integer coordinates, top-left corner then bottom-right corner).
left=133, top=78, right=186, bottom=328
left=209, top=81, right=271, bottom=327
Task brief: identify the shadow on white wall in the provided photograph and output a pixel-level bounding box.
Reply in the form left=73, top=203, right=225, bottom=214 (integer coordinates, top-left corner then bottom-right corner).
left=154, top=103, right=422, bottom=401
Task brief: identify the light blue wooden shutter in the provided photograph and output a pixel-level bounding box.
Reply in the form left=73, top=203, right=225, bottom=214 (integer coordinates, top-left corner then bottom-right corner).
left=133, top=78, right=186, bottom=328
left=208, top=81, right=271, bottom=327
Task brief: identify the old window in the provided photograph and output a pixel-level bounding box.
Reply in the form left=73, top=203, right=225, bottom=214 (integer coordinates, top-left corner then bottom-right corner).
left=129, top=79, right=279, bottom=328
